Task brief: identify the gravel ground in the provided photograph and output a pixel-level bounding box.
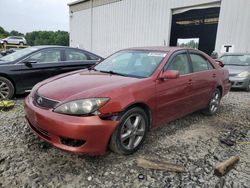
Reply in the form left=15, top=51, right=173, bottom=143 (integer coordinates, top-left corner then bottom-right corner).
left=0, top=91, right=249, bottom=188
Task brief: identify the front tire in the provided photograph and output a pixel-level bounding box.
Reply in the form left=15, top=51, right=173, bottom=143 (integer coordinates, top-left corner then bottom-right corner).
left=202, top=88, right=221, bottom=116
left=0, top=77, right=14, bottom=99
left=109, top=107, right=149, bottom=155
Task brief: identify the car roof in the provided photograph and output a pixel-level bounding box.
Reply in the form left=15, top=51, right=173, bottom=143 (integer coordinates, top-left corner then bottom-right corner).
left=32, top=45, right=68, bottom=49
left=123, top=46, right=195, bottom=52
left=31, top=45, right=85, bottom=50
left=29, top=45, right=103, bottom=58
left=8, top=36, right=24, bottom=38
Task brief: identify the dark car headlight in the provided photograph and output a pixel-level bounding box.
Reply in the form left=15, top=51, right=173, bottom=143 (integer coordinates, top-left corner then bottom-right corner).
left=54, top=98, right=109, bottom=115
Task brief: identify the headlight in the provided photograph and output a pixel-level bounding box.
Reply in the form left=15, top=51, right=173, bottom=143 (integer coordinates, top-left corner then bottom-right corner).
left=236, top=71, right=250, bottom=78
left=54, top=98, right=109, bottom=115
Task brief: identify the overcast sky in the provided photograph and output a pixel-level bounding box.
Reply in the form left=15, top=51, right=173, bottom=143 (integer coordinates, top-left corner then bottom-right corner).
left=0, top=0, right=75, bottom=34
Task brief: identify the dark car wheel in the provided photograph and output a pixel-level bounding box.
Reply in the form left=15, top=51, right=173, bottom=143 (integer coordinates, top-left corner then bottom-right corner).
left=109, top=107, right=149, bottom=155
left=202, top=88, right=221, bottom=116
left=19, top=42, right=24, bottom=46
left=0, top=77, right=14, bottom=99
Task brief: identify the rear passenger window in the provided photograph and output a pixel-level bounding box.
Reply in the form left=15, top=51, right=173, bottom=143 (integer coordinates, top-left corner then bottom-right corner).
left=190, top=53, right=213, bottom=72
left=65, top=50, right=88, bottom=61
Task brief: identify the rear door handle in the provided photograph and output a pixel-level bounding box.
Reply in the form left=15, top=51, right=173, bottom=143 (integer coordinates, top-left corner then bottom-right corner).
left=213, top=73, right=216, bottom=78
left=188, top=79, right=192, bottom=85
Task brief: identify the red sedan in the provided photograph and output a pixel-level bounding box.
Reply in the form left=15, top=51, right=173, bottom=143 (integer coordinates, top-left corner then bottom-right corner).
left=25, top=47, right=231, bottom=155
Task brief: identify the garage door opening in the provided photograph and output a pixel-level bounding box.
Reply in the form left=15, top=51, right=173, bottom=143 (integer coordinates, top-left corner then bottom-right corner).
left=170, top=7, right=220, bottom=55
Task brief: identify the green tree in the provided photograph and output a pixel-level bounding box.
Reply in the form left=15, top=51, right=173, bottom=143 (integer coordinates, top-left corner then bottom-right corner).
left=0, top=26, right=9, bottom=38
left=177, top=40, right=199, bottom=49
left=10, top=30, right=24, bottom=36
left=25, top=30, right=69, bottom=46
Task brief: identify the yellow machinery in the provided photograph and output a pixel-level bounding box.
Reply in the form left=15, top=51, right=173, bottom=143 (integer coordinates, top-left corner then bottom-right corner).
left=0, top=43, right=30, bottom=51
left=0, top=100, right=15, bottom=110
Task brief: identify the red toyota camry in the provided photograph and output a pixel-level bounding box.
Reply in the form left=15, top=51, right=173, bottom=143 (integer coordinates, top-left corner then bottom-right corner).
left=24, top=47, right=231, bottom=155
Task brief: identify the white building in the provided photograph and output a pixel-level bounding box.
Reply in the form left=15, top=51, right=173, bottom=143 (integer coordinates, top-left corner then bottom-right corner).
left=68, top=0, right=250, bottom=57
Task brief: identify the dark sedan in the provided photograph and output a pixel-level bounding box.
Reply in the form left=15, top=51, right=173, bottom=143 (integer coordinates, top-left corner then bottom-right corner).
left=0, top=46, right=102, bottom=99
left=220, top=53, right=250, bottom=91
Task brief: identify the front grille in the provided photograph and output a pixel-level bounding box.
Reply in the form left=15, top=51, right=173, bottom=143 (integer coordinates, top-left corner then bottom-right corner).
left=229, top=73, right=238, bottom=77
left=34, top=93, right=59, bottom=109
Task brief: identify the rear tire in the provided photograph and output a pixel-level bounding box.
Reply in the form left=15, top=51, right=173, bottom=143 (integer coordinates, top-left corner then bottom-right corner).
left=202, top=88, right=221, bottom=116
left=109, top=107, right=149, bottom=155
left=0, top=77, right=14, bottom=99
left=19, top=42, right=24, bottom=46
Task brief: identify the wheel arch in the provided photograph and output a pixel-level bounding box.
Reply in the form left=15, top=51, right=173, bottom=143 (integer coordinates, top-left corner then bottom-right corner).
left=121, top=102, right=153, bottom=130
left=216, top=85, right=223, bottom=96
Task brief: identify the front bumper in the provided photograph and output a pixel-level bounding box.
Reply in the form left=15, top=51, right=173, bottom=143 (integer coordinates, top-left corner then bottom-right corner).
left=24, top=96, right=119, bottom=155
left=229, top=76, right=249, bottom=89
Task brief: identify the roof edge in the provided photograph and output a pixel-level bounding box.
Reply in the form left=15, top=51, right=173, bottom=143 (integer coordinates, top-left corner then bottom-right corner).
left=68, top=0, right=88, bottom=6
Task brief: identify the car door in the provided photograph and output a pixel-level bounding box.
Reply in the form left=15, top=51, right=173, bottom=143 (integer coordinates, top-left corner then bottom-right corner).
left=16, top=48, right=63, bottom=91
left=188, top=50, right=217, bottom=110
left=155, top=50, right=194, bottom=126
left=13, top=37, right=19, bottom=44
left=53, top=48, right=100, bottom=75
left=8, top=37, right=16, bottom=44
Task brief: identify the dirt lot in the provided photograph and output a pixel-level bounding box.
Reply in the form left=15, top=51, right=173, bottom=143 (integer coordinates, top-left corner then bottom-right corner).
left=0, top=91, right=249, bottom=188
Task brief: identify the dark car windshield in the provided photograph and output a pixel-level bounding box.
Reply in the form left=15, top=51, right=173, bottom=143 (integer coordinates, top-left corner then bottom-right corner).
left=220, top=54, right=250, bottom=66
left=95, top=51, right=167, bottom=78
left=0, top=47, right=38, bottom=62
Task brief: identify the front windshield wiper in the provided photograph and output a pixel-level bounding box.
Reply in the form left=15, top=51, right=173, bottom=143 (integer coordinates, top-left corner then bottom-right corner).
left=97, top=70, right=128, bottom=77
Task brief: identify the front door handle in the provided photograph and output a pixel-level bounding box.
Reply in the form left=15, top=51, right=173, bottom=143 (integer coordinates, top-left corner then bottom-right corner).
left=187, top=79, right=192, bottom=85
left=213, top=73, right=216, bottom=78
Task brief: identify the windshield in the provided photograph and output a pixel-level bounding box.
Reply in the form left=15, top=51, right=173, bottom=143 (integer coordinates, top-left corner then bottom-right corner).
left=220, top=55, right=250, bottom=66
left=95, top=51, right=167, bottom=78
left=0, top=47, right=38, bottom=62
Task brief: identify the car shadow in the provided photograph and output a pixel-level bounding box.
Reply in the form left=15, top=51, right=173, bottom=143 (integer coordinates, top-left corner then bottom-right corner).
left=13, top=93, right=29, bottom=100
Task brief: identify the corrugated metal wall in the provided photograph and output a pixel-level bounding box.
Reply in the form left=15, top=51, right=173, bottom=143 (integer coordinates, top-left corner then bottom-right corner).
left=71, top=0, right=249, bottom=57
left=215, top=0, right=250, bottom=54
left=70, top=9, right=91, bottom=50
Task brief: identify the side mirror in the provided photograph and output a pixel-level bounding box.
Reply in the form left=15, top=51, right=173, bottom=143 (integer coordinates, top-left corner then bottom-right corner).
left=96, top=58, right=103, bottom=64
left=159, top=70, right=180, bottom=80
left=215, top=59, right=224, bottom=67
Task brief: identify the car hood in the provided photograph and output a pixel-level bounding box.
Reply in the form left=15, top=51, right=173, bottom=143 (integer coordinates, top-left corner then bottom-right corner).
left=224, top=65, right=250, bottom=76
left=37, top=70, right=141, bottom=101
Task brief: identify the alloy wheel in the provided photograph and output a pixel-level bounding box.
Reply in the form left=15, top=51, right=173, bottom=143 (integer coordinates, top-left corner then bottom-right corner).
left=120, top=113, right=146, bottom=150
left=209, top=91, right=220, bottom=113
left=0, top=81, right=10, bottom=99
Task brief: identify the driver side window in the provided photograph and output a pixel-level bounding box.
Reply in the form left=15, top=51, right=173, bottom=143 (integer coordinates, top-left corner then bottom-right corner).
left=165, top=53, right=191, bottom=75
left=27, top=49, right=61, bottom=63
